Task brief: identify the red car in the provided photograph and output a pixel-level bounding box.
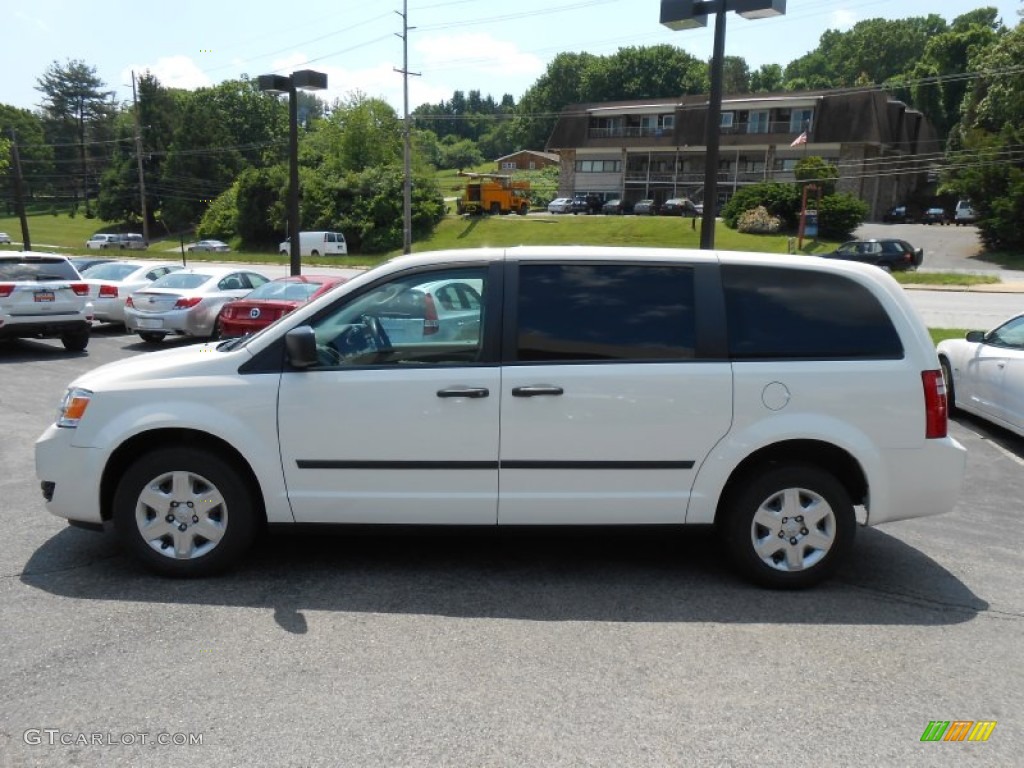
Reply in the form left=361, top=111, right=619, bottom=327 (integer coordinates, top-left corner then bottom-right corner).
left=217, top=274, right=348, bottom=337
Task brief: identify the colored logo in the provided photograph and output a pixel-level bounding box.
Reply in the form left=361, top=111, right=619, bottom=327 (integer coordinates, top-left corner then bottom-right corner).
left=250, top=308, right=261, bottom=319
left=921, top=721, right=997, bottom=742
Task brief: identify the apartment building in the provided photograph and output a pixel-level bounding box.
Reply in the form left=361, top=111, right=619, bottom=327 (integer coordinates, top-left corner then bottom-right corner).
left=545, top=88, right=940, bottom=220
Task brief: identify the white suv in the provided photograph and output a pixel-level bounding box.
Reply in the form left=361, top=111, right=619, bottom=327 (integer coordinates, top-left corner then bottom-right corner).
left=35, top=247, right=966, bottom=586
left=1, top=252, right=93, bottom=351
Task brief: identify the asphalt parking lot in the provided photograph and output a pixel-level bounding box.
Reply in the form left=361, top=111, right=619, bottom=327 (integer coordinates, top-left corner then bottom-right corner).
left=2, top=327, right=1023, bottom=767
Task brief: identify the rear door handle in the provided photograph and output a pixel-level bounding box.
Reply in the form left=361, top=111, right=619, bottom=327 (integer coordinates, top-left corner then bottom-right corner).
left=511, top=385, right=564, bottom=397
left=436, top=387, right=489, bottom=399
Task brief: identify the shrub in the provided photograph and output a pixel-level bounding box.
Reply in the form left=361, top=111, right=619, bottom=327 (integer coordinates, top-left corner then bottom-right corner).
left=737, top=205, right=782, bottom=234
left=817, top=193, right=869, bottom=240
left=722, top=183, right=800, bottom=229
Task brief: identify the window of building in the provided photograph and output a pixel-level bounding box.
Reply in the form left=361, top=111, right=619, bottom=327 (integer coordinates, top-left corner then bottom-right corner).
left=774, top=159, right=800, bottom=172
left=575, top=160, right=622, bottom=173
left=660, top=114, right=674, bottom=130
left=747, top=110, right=770, bottom=134
left=720, top=112, right=734, bottom=128
left=790, top=108, right=814, bottom=133
left=501, top=161, right=516, bottom=170
left=722, top=265, right=903, bottom=360
left=515, top=264, right=696, bottom=362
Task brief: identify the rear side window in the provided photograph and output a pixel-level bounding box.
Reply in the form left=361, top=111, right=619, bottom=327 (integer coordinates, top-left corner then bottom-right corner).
left=515, top=264, right=695, bottom=361
left=722, top=265, right=903, bottom=359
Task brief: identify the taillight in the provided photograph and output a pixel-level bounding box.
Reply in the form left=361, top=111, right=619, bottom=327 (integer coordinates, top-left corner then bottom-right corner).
left=174, top=297, right=202, bottom=309
left=0, top=283, right=13, bottom=298
left=98, top=284, right=118, bottom=298
left=922, top=370, right=948, bottom=439
left=70, top=283, right=89, bottom=296
left=423, top=292, right=439, bottom=335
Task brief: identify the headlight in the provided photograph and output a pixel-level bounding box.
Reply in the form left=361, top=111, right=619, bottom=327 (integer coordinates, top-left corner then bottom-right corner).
left=57, top=387, right=93, bottom=428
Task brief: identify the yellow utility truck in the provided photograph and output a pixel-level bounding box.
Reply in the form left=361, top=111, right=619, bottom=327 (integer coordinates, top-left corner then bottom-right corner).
left=455, top=172, right=531, bottom=216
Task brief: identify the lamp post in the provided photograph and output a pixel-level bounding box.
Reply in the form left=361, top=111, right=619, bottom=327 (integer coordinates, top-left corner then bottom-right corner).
left=661, top=0, right=786, bottom=249
left=258, top=69, right=328, bottom=276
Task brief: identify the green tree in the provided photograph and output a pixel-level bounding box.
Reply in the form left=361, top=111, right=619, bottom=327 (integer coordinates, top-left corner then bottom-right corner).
left=750, top=64, right=784, bottom=92
left=35, top=59, right=116, bottom=213
left=0, top=105, right=53, bottom=209
left=721, top=56, right=751, bottom=94
left=794, top=156, right=839, bottom=196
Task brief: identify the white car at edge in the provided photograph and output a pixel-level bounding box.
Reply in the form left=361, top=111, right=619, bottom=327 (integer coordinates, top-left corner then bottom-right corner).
left=937, top=312, right=1024, bottom=438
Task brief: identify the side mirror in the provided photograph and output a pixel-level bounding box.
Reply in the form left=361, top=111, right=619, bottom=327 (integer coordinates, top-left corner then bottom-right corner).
left=965, top=330, right=986, bottom=343
left=285, top=325, right=318, bottom=368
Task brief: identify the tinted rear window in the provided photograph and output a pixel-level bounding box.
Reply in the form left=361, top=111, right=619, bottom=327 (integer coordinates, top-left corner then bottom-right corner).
left=81, top=263, right=139, bottom=280
left=722, top=265, right=903, bottom=359
left=516, top=264, right=695, bottom=361
left=151, top=273, right=211, bottom=290
left=0, top=258, right=79, bottom=281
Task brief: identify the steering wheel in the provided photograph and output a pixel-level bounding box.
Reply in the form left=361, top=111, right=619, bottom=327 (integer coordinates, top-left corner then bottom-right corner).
left=361, top=314, right=392, bottom=351
left=316, top=342, right=344, bottom=367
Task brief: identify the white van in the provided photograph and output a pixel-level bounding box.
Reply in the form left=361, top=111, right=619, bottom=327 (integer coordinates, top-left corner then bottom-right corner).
left=36, top=246, right=966, bottom=586
left=279, top=231, right=347, bottom=257
left=954, top=200, right=977, bottom=225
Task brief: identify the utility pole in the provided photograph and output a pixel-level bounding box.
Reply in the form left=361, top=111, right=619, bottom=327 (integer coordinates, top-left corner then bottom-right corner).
left=131, top=72, right=150, bottom=244
left=8, top=129, right=31, bottom=251
left=395, top=0, right=420, bottom=254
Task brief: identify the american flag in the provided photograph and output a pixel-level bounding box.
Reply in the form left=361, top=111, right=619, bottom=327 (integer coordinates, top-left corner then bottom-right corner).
left=790, top=131, right=808, bottom=147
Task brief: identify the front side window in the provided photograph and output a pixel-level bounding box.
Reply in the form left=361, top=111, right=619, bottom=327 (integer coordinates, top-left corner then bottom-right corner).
left=515, top=264, right=695, bottom=362
left=722, top=265, right=903, bottom=359
left=306, top=267, right=488, bottom=367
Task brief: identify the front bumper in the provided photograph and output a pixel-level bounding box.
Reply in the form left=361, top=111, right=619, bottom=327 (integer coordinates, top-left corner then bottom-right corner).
left=35, top=424, right=105, bottom=524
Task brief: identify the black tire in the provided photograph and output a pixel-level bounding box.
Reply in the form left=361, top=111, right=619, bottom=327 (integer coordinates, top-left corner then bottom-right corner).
left=721, top=464, right=855, bottom=589
left=113, top=447, right=258, bottom=577
left=139, top=332, right=166, bottom=344
left=311, top=249, right=320, bottom=257
left=518, top=203, right=529, bottom=216
left=210, top=318, right=222, bottom=341
left=940, top=357, right=958, bottom=413
left=61, top=329, right=90, bottom=352
left=489, top=202, right=501, bottom=216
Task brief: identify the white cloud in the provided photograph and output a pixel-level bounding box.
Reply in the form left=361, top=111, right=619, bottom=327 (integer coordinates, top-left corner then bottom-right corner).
left=415, top=33, right=544, bottom=79
left=122, top=56, right=213, bottom=90
left=830, top=10, right=858, bottom=30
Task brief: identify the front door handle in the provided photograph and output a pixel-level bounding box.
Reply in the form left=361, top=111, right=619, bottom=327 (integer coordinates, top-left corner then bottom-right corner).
left=511, top=385, right=564, bottom=397
left=437, top=387, right=489, bottom=399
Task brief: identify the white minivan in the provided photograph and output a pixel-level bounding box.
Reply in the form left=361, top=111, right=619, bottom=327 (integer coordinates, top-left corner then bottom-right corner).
left=279, top=231, right=347, bottom=257
left=954, top=200, right=977, bottom=225
left=36, top=247, right=966, bottom=587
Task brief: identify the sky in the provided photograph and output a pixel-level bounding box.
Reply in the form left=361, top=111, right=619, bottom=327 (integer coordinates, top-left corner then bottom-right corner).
left=3, top=0, right=1021, bottom=116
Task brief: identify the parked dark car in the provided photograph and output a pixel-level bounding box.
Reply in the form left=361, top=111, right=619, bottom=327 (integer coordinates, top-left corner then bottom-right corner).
left=823, top=239, right=923, bottom=272
left=921, top=207, right=949, bottom=225
left=571, top=194, right=602, bottom=215
left=633, top=199, right=658, bottom=215
left=882, top=205, right=913, bottom=224
left=660, top=197, right=699, bottom=217
left=601, top=198, right=633, bottom=215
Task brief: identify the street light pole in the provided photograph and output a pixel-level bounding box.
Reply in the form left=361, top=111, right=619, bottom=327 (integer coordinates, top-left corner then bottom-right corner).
left=258, top=69, right=327, bottom=276
left=701, top=5, right=727, bottom=250
left=288, top=79, right=300, bottom=276
left=661, top=0, right=787, bottom=250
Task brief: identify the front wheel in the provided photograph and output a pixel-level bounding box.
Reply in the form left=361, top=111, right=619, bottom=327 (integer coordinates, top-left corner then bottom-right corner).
left=721, top=464, right=855, bottom=589
left=113, top=447, right=258, bottom=576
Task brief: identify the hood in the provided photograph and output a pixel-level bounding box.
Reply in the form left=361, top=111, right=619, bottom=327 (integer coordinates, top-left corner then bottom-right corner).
left=71, top=341, right=253, bottom=392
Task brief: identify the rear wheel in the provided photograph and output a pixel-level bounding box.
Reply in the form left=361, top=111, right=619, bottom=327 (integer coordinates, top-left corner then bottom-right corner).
left=489, top=202, right=501, bottom=216
left=61, top=329, right=90, bottom=352
left=113, top=447, right=257, bottom=577
left=139, top=331, right=166, bottom=344
left=721, top=464, right=855, bottom=589
left=310, top=249, right=320, bottom=257
left=518, top=203, right=529, bottom=215
left=940, top=358, right=958, bottom=413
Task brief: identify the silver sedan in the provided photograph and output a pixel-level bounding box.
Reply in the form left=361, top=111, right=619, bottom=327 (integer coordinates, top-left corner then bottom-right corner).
left=80, top=261, right=184, bottom=325
left=124, top=267, right=269, bottom=343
